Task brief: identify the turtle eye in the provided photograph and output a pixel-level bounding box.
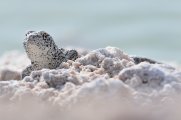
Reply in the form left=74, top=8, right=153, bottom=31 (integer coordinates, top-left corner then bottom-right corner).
left=42, top=33, right=49, bottom=40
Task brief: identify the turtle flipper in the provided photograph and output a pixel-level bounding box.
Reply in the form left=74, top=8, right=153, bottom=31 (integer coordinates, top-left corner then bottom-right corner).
left=22, top=65, right=34, bottom=79
left=65, top=50, right=78, bottom=61
left=132, top=56, right=161, bottom=64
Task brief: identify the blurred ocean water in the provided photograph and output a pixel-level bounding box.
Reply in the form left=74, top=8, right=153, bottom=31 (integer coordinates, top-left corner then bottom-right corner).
left=0, top=0, right=181, bottom=62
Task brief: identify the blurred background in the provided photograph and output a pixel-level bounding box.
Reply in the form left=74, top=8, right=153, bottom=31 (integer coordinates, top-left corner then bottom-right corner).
left=0, top=0, right=181, bottom=62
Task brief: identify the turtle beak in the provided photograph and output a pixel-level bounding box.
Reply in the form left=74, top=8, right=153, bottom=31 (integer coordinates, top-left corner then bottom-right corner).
left=25, top=31, right=35, bottom=37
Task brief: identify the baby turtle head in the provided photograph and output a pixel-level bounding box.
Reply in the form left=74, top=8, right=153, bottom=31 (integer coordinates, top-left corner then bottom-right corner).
left=24, top=31, right=58, bottom=61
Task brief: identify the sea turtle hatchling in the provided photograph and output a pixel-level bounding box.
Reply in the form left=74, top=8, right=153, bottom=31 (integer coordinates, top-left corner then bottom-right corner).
left=22, top=31, right=78, bottom=78
left=22, top=31, right=160, bottom=79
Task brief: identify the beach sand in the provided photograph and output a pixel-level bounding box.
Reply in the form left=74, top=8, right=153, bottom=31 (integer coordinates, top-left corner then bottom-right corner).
left=0, top=47, right=181, bottom=120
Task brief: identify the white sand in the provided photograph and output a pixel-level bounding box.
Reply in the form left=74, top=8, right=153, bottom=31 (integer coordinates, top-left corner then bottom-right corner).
left=0, top=47, right=181, bottom=120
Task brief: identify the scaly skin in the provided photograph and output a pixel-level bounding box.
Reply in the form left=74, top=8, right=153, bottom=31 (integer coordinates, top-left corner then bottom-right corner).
left=22, top=31, right=78, bottom=78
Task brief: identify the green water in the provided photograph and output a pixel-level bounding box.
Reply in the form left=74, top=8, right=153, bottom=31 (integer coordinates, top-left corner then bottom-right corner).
left=0, top=0, right=181, bottom=62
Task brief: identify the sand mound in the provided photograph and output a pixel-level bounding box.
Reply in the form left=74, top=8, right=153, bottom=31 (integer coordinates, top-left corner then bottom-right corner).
left=0, top=47, right=181, bottom=120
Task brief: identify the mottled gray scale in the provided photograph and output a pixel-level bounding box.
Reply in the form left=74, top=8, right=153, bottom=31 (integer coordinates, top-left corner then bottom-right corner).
left=22, top=31, right=78, bottom=79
